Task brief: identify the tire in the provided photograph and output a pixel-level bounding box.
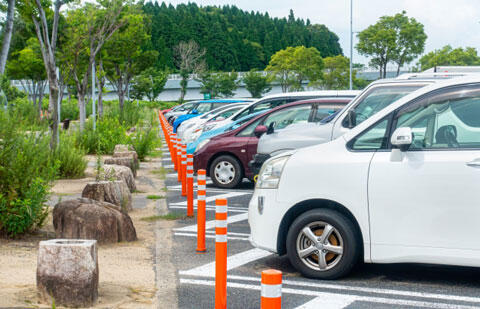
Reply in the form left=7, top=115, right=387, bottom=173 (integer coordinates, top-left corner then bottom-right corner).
left=209, top=155, right=243, bottom=189
left=286, top=209, right=360, bottom=279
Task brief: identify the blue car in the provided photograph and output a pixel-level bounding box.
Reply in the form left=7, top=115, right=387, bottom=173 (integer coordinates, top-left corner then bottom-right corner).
left=172, top=99, right=251, bottom=132
left=187, top=111, right=266, bottom=154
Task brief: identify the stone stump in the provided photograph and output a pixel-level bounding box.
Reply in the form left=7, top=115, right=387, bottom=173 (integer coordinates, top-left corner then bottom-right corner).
left=53, top=198, right=137, bottom=243
left=37, top=239, right=98, bottom=307
left=113, top=150, right=139, bottom=169
left=102, top=164, right=136, bottom=192
left=104, top=157, right=137, bottom=177
left=82, top=180, right=132, bottom=212
left=114, top=144, right=130, bottom=153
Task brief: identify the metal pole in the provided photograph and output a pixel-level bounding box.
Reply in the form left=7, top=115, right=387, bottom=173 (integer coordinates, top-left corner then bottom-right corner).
left=56, top=67, right=61, bottom=146
left=92, top=60, right=96, bottom=131
left=349, top=0, right=353, bottom=90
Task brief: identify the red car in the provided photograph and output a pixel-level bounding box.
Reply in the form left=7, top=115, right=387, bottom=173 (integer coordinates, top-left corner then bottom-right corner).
left=193, top=98, right=352, bottom=188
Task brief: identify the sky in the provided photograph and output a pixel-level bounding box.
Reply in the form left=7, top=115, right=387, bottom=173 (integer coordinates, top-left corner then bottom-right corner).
left=164, top=0, right=480, bottom=70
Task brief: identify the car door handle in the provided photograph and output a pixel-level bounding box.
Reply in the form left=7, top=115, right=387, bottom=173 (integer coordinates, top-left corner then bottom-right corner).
left=466, top=160, right=480, bottom=167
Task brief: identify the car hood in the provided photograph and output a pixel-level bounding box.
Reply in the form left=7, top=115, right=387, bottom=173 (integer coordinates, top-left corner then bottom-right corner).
left=257, top=122, right=334, bottom=155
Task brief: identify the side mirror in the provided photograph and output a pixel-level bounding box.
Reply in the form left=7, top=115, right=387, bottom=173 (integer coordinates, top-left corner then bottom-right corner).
left=266, top=121, right=276, bottom=134
left=391, top=127, right=413, bottom=152
left=254, top=125, right=268, bottom=138
left=346, top=110, right=356, bottom=129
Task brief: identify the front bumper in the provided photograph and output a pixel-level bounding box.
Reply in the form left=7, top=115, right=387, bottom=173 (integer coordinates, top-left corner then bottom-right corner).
left=248, top=188, right=287, bottom=254
left=248, top=153, right=271, bottom=176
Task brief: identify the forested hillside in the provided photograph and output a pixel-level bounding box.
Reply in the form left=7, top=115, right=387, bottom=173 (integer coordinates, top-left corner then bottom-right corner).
left=143, top=2, right=343, bottom=71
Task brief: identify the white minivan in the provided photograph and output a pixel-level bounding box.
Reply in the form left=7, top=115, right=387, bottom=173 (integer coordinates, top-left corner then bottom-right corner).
left=249, top=76, right=480, bottom=279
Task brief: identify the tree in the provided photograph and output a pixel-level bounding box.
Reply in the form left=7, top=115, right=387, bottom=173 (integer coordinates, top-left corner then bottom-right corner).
left=0, top=0, right=16, bottom=74
left=197, top=71, right=239, bottom=98
left=242, top=70, right=271, bottom=98
left=19, top=0, right=67, bottom=148
left=131, top=67, right=168, bottom=102
left=357, top=11, right=426, bottom=78
left=7, top=37, right=46, bottom=112
left=266, top=46, right=324, bottom=92
left=63, top=0, right=127, bottom=131
left=418, top=45, right=480, bottom=71
left=104, top=6, right=157, bottom=113
left=312, top=55, right=367, bottom=90
left=173, top=40, right=206, bottom=101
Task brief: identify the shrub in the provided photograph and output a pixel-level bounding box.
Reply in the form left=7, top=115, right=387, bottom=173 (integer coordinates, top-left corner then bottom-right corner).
left=0, top=113, right=57, bottom=237
left=76, top=117, right=128, bottom=154
left=129, top=125, right=160, bottom=161
left=54, top=133, right=88, bottom=178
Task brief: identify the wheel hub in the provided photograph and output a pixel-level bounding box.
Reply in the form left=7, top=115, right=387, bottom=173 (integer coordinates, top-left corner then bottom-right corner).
left=214, top=161, right=235, bottom=184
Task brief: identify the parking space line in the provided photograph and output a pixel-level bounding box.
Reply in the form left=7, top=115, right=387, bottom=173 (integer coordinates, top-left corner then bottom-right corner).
left=179, top=248, right=272, bottom=276
left=180, top=278, right=479, bottom=309
left=294, top=296, right=355, bottom=309
left=169, top=205, right=247, bottom=213
left=174, top=232, right=249, bottom=241
left=174, top=213, right=248, bottom=232
left=169, top=192, right=248, bottom=207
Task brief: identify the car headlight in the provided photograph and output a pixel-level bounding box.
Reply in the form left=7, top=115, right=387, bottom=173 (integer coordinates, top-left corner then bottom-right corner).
left=256, top=155, right=290, bottom=189
left=195, top=139, right=210, bottom=153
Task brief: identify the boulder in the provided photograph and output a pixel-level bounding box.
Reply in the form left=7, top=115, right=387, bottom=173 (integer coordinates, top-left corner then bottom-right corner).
left=113, top=150, right=139, bottom=168
left=82, top=180, right=132, bottom=212
left=53, top=198, right=137, bottom=243
left=114, top=144, right=130, bottom=153
left=37, top=239, right=98, bottom=307
left=102, top=164, right=136, bottom=192
left=104, top=157, right=137, bottom=177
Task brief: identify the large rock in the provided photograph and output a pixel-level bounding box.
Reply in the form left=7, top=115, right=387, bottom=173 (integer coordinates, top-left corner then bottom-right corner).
left=113, top=150, right=139, bottom=168
left=53, top=198, right=137, bottom=243
left=37, top=239, right=98, bottom=307
left=102, top=164, right=136, bottom=192
left=104, top=157, right=137, bottom=177
left=114, top=144, right=130, bottom=153
left=82, top=180, right=132, bottom=212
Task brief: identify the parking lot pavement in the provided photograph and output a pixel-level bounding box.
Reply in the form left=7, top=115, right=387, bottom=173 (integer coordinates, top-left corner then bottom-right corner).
left=162, top=152, right=480, bottom=309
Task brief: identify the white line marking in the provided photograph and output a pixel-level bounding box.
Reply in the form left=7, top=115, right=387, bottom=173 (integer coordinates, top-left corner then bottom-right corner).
left=174, top=213, right=248, bottom=232
left=169, top=191, right=248, bottom=208
left=174, top=230, right=249, bottom=237
left=167, top=180, right=214, bottom=190
left=295, top=296, right=355, bottom=309
left=179, top=248, right=272, bottom=276
left=169, top=205, right=247, bottom=213
left=174, top=233, right=249, bottom=241
left=163, top=164, right=174, bottom=169
left=180, top=278, right=480, bottom=309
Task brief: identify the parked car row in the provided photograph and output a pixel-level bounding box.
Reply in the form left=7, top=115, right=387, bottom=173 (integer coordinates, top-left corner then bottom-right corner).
left=248, top=74, right=480, bottom=279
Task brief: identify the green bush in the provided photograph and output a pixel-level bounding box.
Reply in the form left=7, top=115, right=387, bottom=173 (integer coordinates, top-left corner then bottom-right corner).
left=0, top=113, right=57, bottom=237
left=129, top=126, right=160, bottom=161
left=76, top=117, right=128, bottom=154
left=54, top=133, right=88, bottom=178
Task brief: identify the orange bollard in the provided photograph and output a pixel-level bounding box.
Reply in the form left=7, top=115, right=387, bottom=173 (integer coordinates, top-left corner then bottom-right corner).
left=196, top=169, right=207, bottom=253
left=215, top=198, right=228, bottom=309
left=261, top=269, right=282, bottom=309
left=186, top=154, right=194, bottom=217
left=181, top=146, right=187, bottom=196
left=173, top=136, right=179, bottom=172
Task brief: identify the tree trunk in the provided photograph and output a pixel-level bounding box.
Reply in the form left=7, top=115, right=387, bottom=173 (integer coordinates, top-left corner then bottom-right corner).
left=97, top=81, right=103, bottom=117
left=38, top=81, right=45, bottom=117
left=48, top=79, right=59, bottom=149
left=118, top=91, right=125, bottom=113
left=179, top=75, right=188, bottom=101
left=78, top=92, right=86, bottom=131
left=396, top=63, right=401, bottom=76
left=0, top=0, right=15, bottom=74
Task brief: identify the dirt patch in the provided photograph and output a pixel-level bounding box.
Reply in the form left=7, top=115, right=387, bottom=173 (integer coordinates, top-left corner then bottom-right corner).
left=0, top=154, right=177, bottom=308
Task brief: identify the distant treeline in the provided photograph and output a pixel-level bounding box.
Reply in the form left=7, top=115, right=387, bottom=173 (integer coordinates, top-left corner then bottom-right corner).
left=143, top=2, right=343, bottom=71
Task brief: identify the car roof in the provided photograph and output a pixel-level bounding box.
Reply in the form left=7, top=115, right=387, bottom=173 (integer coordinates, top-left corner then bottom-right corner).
left=260, top=90, right=361, bottom=99
left=288, top=97, right=353, bottom=105
left=198, top=99, right=253, bottom=103
left=342, top=75, right=480, bottom=142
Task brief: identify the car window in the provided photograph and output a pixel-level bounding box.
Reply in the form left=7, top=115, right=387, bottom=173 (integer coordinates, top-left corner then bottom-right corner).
left=212, top=102, right=227, bottom=109
left=236, top=118, right=263, bottom=137
left=351, top=118, right=390, bottom=151
left=313, top=107, right=342, bottom=122
left=196, top=103, right=212, bottom=113
left=394, top=84, right=480, bottom=150
left=174, top=102, right=195, bottom=112
left=343, top=85, right=425, bottom=128
left=233, top=99, right=288, bottom=121
left=262, top=105, right=312, bottom=130
left=218, top=107, right=242, bottom=119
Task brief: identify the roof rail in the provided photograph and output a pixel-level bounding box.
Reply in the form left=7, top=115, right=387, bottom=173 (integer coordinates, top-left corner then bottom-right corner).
left=396, top=72, right=480, bottom=80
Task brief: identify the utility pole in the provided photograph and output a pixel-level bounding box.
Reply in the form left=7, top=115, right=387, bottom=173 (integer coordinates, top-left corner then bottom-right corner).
left=349, top=0, right=353, bottom=90
left=92, top=60, right=96, bottom=131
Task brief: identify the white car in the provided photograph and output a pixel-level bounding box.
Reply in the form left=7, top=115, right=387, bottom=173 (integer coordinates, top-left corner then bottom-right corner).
left=249, top=76, right=480, bottom=279
left=176, top=103, right=250, bottom=143
left=201, top=90, right=361, bottom=134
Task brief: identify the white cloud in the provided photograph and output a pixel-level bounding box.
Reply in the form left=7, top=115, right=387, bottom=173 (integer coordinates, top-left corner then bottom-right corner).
left=164, top=0, right=480, bottom=67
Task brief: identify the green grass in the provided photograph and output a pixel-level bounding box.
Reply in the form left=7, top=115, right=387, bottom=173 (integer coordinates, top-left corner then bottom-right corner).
left=151, top=167, right=167, bottom=179
left=162, top=187, right=168, bottom=192
left=140, top=212, right=185, bottom=221
left=149, top=149, right=163, bottom=158
left=146, top=195, right=165, bottom=200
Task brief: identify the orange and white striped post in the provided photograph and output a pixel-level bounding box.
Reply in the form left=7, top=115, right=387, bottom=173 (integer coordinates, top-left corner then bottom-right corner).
left=196, top=169, right=207, bottom=253
left=261, top=269, right=282, bottom=309
left=215, top=198, right=228, bottom=309
left=181, top=146, right=187, bottom=196
left=186, top=154, right=194, bottom=217
left=172, top=136, right=179, bottom=172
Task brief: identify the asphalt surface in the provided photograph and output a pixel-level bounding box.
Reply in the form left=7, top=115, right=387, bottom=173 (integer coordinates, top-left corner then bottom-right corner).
left=161, top=147, right=480, bottom=309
